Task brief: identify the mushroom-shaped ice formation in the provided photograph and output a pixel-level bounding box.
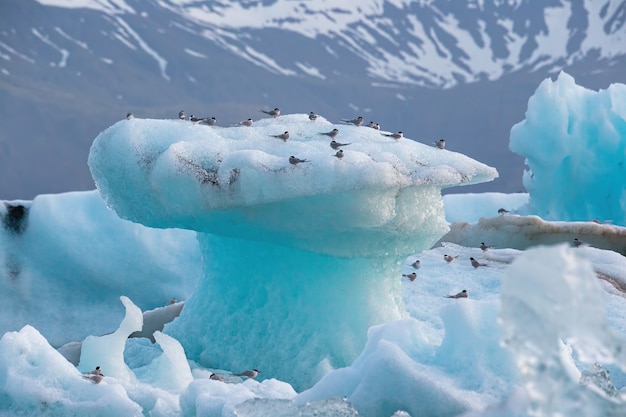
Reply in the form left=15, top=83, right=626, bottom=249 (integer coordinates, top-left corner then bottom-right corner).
left=88, top=114, right=497, bottom=390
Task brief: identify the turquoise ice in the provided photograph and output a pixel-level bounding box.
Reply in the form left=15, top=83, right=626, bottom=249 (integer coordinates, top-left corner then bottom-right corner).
left=510, top=71, right=626, bottom=225
left=88, top=114, right=497, bottom=389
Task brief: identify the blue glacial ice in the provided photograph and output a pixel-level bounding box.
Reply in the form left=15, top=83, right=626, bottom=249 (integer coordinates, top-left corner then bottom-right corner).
left=88, top=114, right=497, bottom=389
left=1, top=72, right=626, bottom=416
left=510, top=71, right=626, bottom=226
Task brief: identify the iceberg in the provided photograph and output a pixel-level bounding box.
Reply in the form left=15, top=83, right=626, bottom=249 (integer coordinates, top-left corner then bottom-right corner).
left=510, top=71, right=626, bottom=226
left=88, top=114, right=497, bottom=389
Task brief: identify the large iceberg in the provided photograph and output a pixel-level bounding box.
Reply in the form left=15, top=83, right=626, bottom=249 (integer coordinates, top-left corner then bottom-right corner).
left=88, top=114, right=497, bottom=389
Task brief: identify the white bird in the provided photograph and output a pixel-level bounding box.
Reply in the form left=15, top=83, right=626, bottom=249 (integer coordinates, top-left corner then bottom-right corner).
left=480, top=242, right=492, bottom=252
left=167, top=298, right=178, bottom=305
left=443, top=254, right=459, bottom=263
left=367, top=121, right=380, bottom=130
left=178, top=110, right=186, bottom=120
left=320, top=129, right=339, bottom=138
left=210, top=373, right=225, bottom=382
left=411, top=260, right=421, bottom=269
left=573, top=238, right=584, bottom=248
left=382, top=131, right=403, bottom=139
left=402, top=272, right=417, bottom=282
left=236, top=118, right=253, bottom=126
left=261, top=108, right=280, bottom=118
left=309, top=112, right=318, bottom=121
left=334, top=149, right=344, bottom=159
left=189, top=115, right=207, bottom=122
left=470, top=257, right=488, bottom=268
left=446, top=290, right=468, bottom=299
left=498, top=208, right=509, bottom=215
left=341, top=116, right=363, bottom=126
left=289, top=156, right=309, bottom=165
left=270, top=131, right=290, bottom=142
left=82, top=366, right=104, bottom=384
left=126, top=112, right=134, bottom=119
left=330, top=140, right=351, bottom=150
left=435, top=139, right=446, bottom=149
left=233, top=369, right=259, bottom=379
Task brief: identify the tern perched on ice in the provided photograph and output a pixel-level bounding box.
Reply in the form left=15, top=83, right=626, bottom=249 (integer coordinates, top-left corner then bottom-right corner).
left=330, top=140, right=351, bottom=150
left=443, top=254, right=459, bottom=263
left=403, top=272, right=417, bottom=282
left=237, top=118, right=253, bottom=126
left=573, top=238, right=584, bottom=248
left=126, top=112, right=134, bottom=119
left=261, top=107, right=280, bottom=118
left=210, top=373, right=225, bottom=382
left=480, top=242, right=492, bottom=251
left=470, top=257, right=488, bottom=268
left=309, top=111, right=318, bottom=121
left=382, top=131, right=403, bottom=140
left=367, top=121, right=380, bottom=130
left=446, top=290, right=468, bottom=299
left=498, top=208, right=509, bottom=215
left=199, top=117, right=217, bottom=126
left=435, top=139, right=446, bottom=149
left=190, top=115, right=208, bottom=123
left=289, top=156, right=309, bottom=165
left=270, top=131, right=290, bottom=142
left=341, top=116, right=363, bottom=126
left=178, top=110, right=186, bottom=120
left=321, top=129, right=339, bottom=138
left=233, top=369, right=259, bottom=379
left=82, top=366, right=104, bottom=384
left=334, top=149, right=344, bottom=159
left=411, top=260, right=421, bottom=269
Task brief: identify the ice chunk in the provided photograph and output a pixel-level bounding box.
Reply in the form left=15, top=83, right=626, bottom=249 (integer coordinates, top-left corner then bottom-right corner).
left=180, top=377, right=296, bottom=416
left=500, top=245, right=626, bottom=415
left=510, top=72, right=626, bottom=225
left=133, top=331, right=193, bottom=392
left=0, top=325, right=142, bottom=415
left=78, top=296, right=143, bottom=382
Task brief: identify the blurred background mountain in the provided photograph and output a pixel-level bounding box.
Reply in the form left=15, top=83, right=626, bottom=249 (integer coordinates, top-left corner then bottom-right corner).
left=1, top=0, right=625, bottom=199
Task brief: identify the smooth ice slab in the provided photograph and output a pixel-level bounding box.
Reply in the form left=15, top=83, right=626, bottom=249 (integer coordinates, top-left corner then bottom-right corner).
left=88, top=114, right=497, bottom=256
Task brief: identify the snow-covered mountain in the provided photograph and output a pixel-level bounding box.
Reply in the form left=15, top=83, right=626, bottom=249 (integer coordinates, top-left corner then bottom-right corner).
left=12, top=0, right=626, bottom=87
left=1, top=0, right=625, bottom=198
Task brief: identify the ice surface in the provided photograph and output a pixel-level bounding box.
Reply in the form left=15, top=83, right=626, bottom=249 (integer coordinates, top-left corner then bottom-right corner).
left=0, top=325, right=143, bottom=416
left=499, top=245, right=626, bottom=416
left=88, top=115, right=497, bottom=247
left=2, top=214, right=626, bottom=415
left=0, top=190, right=200, bottom=346
left=510, top=72, right=626, bottom=226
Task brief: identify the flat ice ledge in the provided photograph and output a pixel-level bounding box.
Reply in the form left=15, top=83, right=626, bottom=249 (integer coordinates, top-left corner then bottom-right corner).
left=88, top=115, right=497, bottom=227
left=88, top=115, right=497, bottom=257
